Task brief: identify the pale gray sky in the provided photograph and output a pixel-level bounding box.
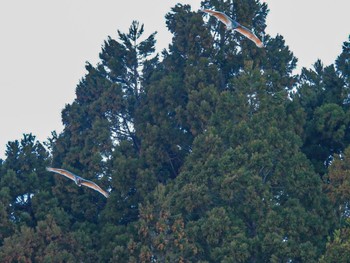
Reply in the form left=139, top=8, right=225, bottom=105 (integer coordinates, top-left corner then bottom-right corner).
left=0, top=0, right=349, bottom=159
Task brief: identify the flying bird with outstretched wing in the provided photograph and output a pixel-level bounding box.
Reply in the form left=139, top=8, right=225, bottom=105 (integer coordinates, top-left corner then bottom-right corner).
left=46, top=167, right=109, bottom=198
left=202, top=9, right=264, bottom=48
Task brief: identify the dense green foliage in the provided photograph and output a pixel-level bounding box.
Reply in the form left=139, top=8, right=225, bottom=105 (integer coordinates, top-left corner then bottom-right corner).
left=1, top=1, right=350, bottom=262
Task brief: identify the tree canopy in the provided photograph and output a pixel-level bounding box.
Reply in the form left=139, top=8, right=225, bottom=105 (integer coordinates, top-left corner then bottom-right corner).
left=1, top=1, right=350, bottom=262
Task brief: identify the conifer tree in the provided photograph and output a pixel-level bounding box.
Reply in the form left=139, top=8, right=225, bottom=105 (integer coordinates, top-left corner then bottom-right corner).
left=2, top=1, right=349, bottom=261
left=319, top=224, right=350, bottom=263
left=130, top=1, right=336, bottom=262
left=51, top=21, right=158, bottom=228
left=136, top=4, right=219, bottom=184
left=201, top=0, right=268, bottom=86
left=326, top=146, right=350, bottom=222
left=336, top=35, right=350, bottom=92
left=0, top=215, right=90, bottom=262
left=0, top=201, right=14, bottom=246
left=297, top=58, right=349, bottom=175
left=163, top=69, right=333, bottom=261
left=0, top=134, right=50, bottom=228
left=321, top=145, right=350, bottom=262
left=336, top=35, right=350, bottom=147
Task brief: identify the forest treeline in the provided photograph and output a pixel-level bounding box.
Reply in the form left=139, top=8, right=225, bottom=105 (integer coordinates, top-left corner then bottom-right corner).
left=1, top=1, right=350, bottom=262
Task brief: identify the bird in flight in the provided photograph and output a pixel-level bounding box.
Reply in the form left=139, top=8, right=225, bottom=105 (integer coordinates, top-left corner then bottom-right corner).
left=202, top=9, right=264, bottom=48
left=47, top=167, right=109, bottom=198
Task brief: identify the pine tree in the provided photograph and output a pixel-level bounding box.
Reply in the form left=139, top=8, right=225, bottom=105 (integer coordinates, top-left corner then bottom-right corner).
left=127, top=1, right=335, bottom=261
left=0, top=215, right=88, bottom=262
left=326, top=146, right=350, bottom=222
left=320, top=223, right=350, bottom=263
left=2, top=1, right=349, bottom=261
left=0, top=134, right=50, bottom=228
left=0, top=201, right=14, bottom=246
left=336, top=35, right=350, bottom=150
left=296, top=59, right=348, bottom=176
left=136, top=4, right=219, bottom=184
left=321, top=145, right=350, bottom=262
left=336, top=35, right=350, bottom=93
left=51, top=21, right=158, bottom=229
left=171, top=70, right=333, bottom=261
left=201, top=0, right=268, bottom=87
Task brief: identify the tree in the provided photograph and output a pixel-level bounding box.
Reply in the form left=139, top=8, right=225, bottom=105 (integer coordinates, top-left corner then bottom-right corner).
left=135, top=4, right=219, bottom=185
left=51, top=21, right=158, bottom=227
left=129, top=185, right=197, bottom=262
left=320, top=221, right=350, bottom=263
left=0, top=201, right=14, bottom=246
left=2, top=1, right=350, bottom=261
left=128, top=1, right=335, bottom=261
left=168, top=70, right=333, bottom=261
left=0, top=134, right=50, bottom=228
left=336, top=35, right=350, bottom=93
left=326, top=146, right=350, bottom=222
left=0, top=215, right=87, bottom=262
left=336, top=35, right=350, bottom=151
left=296, top=60, right=348, bottom=176
left=201, top=0, right=268, bottom=87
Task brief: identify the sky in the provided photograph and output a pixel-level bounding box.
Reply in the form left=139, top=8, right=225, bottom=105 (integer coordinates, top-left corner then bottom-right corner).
left=0, top=0, right=350, bottom=160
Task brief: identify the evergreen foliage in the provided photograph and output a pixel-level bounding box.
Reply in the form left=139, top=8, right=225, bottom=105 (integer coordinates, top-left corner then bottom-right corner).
left=1, top=1, right=350, bottom=261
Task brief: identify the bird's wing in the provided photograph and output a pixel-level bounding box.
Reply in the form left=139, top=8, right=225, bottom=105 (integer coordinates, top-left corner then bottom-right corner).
left=235, top=25, right=264, bottom=48
left=202, top=9, right=234, bottom=27
left=46, top=167, right=76, bottom=182
left=80, top=179, right=109, bottom=198
left=47, top=167, right=109, bottom=198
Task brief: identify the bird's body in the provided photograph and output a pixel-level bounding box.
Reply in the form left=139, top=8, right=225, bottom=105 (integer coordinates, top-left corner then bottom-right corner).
left=46, top=167, right=109, bottom=198
left=202, top=9, right=264, bottom=48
